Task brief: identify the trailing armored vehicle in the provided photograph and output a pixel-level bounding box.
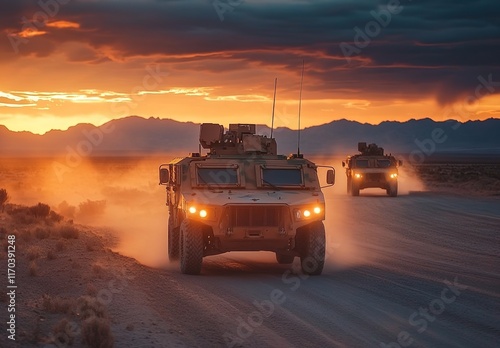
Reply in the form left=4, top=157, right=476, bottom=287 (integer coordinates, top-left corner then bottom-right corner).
left=159, top=123, right=335, bottom=275
left=342, top=142, right=402, bottom=197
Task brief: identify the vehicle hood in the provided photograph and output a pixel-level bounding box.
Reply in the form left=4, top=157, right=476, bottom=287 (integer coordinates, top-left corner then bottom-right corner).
left=354, top=168, right=397, bottom=173
left=183, top=189, right=325, bottom=206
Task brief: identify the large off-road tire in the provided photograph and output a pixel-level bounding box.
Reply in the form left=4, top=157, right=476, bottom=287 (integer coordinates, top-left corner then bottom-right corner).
left=179, top=220, right=204, bottom=275
left=168, top=215, right=180, bottom=261
left=276, top=253, right=295, bottom=264
left=388, top=182, right=398, bottom=197
left=351, top=181, right=360, bottom=196
left=299, top=221, right=326, bottom=275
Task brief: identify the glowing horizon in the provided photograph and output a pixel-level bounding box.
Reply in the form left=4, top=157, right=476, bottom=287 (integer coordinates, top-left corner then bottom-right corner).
left=1, top=0, right=499, bottom=135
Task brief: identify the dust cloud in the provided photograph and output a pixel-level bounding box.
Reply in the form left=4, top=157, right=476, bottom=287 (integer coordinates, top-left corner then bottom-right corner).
left=315, top=156, right=368, bottom=271
left=397, top=164, right=427, bottom=194
left=314, top=155, right=426, bottom=272
left=314, top=155, right=426, bottom=197
left=1, top=154, right=425, bottom=271
left=1, top=156, right=171, bottom=268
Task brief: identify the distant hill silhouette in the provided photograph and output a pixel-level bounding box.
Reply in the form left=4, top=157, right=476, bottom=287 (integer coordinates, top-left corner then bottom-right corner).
left=1, top=116, right=499, bottom=158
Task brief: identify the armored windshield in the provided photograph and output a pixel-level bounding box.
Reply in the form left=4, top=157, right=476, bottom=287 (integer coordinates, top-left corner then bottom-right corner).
left=197, top=167, right=239, bottom=186
left=355, top=159, right=370, bottom=168
left=262, top=168, right=303, bottom=187
left=377, top=159, right=392, bottom=168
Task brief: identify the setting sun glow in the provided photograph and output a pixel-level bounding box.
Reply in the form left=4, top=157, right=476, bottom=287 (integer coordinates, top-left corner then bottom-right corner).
left=0, top=0, right=498, bottom=135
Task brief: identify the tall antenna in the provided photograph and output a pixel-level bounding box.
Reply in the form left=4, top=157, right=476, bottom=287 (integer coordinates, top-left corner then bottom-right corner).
left=297, top=59, right=305, bottom=156
left=270, top=77, right=277, bottom=139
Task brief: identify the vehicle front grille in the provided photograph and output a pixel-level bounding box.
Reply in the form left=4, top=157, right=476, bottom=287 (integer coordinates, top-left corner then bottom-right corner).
left=365, top=173, right=385, bottom=181
left=228, top=206, right=282, bottom=227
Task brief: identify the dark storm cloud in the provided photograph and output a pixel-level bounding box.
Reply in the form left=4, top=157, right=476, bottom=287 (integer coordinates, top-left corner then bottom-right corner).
left=1, top=0, right=499, bottom=104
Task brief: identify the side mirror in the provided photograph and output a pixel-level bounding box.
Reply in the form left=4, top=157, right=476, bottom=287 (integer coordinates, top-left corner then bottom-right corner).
left=341, top=161, right=345, bottom=168
left=398, top=160, right=403, bottom=167
left=159, top=168, right=169, bottom=185
left=326, top=169, right=335, bottom=185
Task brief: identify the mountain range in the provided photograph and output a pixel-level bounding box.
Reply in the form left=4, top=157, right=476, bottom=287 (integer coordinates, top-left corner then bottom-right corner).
left=1, top=116, right=499, bottom=158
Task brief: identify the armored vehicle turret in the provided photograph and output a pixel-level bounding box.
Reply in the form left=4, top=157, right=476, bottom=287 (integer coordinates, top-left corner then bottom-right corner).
left=160, top=123, right=335, bottom=275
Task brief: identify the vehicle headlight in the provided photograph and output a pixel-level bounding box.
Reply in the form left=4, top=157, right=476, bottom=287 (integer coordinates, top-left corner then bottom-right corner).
left=188, top=205, right=212, bottom=219
left=294, top=205, right=323, bottom=221
left=354, top=173, right=362, bottom=179
left=390, top=173, right=398, bottom=179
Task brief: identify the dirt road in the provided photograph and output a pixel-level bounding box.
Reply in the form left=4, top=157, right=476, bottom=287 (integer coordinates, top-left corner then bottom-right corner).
left=107, top=192, right=500, bottom=348
left=1, top=156, right=499, bottom=347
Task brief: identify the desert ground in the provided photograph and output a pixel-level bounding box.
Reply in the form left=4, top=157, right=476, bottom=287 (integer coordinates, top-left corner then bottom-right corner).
left=0, top=156, right=499, bottom=347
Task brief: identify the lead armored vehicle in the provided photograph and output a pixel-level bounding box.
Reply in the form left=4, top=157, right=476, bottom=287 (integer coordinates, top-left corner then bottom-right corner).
left=342, top=142, right=402, bottom=197
left=160, top=123, right=335, bottom=275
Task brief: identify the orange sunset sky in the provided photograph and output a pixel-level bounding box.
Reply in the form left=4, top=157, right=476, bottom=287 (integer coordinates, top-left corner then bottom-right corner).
left=1, top=0, right=499, bottom=134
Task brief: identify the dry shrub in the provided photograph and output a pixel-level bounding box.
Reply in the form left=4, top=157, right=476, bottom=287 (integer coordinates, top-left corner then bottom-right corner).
left=3, top=204, right=13, bottom=214
left=7, top=203, right=60, bottom=224
left=51, top=318, right=77, bottom=346
left=20, top=228, right=33, bottom=242
left=29, top=261, right=38, bottom=276
left=27, top=246, right=41, bottom=261
left=0, top=188, right=9, bottom=212
left=77, top=296, right=107, bottom=320
left=58, top=201, right=76, bottom=219
left=42, top=294, right=74, bottom=314
left=30, top=203, right=51, bottom=219
left=48, top=210, right=64, bottom=223
left=78, top=199, right=106, bottom=219
left=34, top=227, right=51, bottom=240
left=81, top=316, right=114, bottom=348
left=19, top=214, right=37, bottom=225
left=59, top=225, right=79, bottom=239
left=8, top=206, right=36, bottom=225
